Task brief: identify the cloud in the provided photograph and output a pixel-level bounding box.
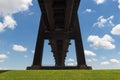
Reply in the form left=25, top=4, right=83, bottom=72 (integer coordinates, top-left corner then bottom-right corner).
left=110, top=59, right=119, bottom=63
left=87, top=58, right=98, bottom=62
left=0, top=0, right=33, bottom=32
left=93, top=16, right=114, bottom=28
left=0, top=15, right=17, bottom=32
left=94, top=0, right=106, bottom=5
left=12, top=44, right=27, bottom=52
left=0, top=54, right=7, bottom=59
left=118, top=0, right=120, bottom=9
left=67, top=63, right=75, bottom=66
left=0, top=54, right=8, bottom=62
left=111, top=24, right=120, bottom=35
left=85, top=9, right=92, bottom=13
left=66, top=58, right=75, bottom=62
left=66, top=58, right=77, bottom=66
left=113, top=0, right=120, bottom=9
left=84, top=50, right=96, bottom=56
left=82, top=9, right=95, bottom=13
left=28, top=12, right=34, bottom=15
left=101, top=61, right=110, bottom=65
left=87, top=34, right=115, bottom=49
left=31, top=50, right=35, bottom=54
left=0, top=0, right=33, bottom=16
left=101, top=58, right=119, bottom=65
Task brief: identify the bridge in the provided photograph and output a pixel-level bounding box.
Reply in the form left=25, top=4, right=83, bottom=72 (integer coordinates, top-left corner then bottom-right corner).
left=27, top=0, right=91, bottom=69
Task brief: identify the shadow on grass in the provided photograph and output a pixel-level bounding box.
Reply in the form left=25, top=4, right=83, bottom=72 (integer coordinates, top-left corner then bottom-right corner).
left=0, top=70, right=10, bottom=74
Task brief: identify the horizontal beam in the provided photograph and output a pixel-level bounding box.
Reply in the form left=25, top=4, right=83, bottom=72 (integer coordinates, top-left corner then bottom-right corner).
left=44, top=32, right=76, bottom=39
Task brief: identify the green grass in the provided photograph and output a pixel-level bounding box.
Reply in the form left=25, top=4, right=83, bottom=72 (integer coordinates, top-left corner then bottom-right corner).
left=0, top=70, right=120, bottom=80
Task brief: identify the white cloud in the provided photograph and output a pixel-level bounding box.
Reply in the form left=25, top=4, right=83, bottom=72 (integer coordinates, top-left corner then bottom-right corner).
left=28, top=12, right=34, bottom=15
left=0, top=54, right=8, bottom=62
left=31, top=50, right=35, bottom=54
left=12, top=44, right=27, bottom=52
left=0, top=54, right=7, bottom=59
left=82, top=9, right=95, bottom=13
left=67, top=63, right=74, bottom=66
left=113, top=0, right=120, bottom=9
left=86, top=9, right=92, bottom=13
left=110, top=59, right=119, bottom=63
left=92, top=58, right=98, bottom=61
left=0, top=0, right=33, bottom=32
left=84, top=50, right=96, bottom=56
left=67, top=58, right=74, bottom=62
left=111, top=24, right=120, bottom=35
left=101, top=59, right=119, bottom=65
left=94, top=0, right=106, bottom=5
left=87, top=34, right=115, bottom=49
left=87, top=58, right=98, bottom=62
left=66, top=58, right=77, bottom=66
left=0, top=0, right=33, bottom=16
left=101, top=61, right=110, bottom=65
left=93, top=16, right=114, bottom=28
left=119, top=0, right=120, bottom=9
left=87, top=59, right=92, bottom=62
left=0, top=15, right=17, bottom=32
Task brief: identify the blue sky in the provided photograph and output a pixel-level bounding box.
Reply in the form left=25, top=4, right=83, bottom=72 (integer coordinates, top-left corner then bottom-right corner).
left=0, top=0, right=120, bottom=70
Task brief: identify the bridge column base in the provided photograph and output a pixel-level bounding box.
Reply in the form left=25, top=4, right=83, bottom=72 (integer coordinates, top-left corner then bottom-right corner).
left=77, top=65, right=92, bottom=70
left=27, top=65, right=42, bottom=70
left=27, top=65, right=92, bottom=70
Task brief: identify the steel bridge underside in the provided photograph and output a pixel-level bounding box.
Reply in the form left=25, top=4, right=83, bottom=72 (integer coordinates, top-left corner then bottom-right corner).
left=27, top=0, right=91, bottom=70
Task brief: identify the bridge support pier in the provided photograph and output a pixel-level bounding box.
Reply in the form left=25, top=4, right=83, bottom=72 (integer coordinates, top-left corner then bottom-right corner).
left=27, top=0, right=92, bottom=70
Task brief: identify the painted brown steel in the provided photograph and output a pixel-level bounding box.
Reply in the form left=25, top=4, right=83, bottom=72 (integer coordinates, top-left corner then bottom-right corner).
left=27, top=0, right=91, bottom=70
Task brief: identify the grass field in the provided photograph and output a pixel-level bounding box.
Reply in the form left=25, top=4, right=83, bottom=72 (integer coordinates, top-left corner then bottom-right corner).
left=0, top=70, right=120, bottom=80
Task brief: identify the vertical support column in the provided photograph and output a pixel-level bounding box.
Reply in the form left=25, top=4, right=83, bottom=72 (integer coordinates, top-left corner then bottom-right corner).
left=75, top=39, right=86, bottom=66
left=74, top=15, right=86, bottom=67
left=55, top=40, right=64, bottom=67
left=32, top=15, right=45, bottom=67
